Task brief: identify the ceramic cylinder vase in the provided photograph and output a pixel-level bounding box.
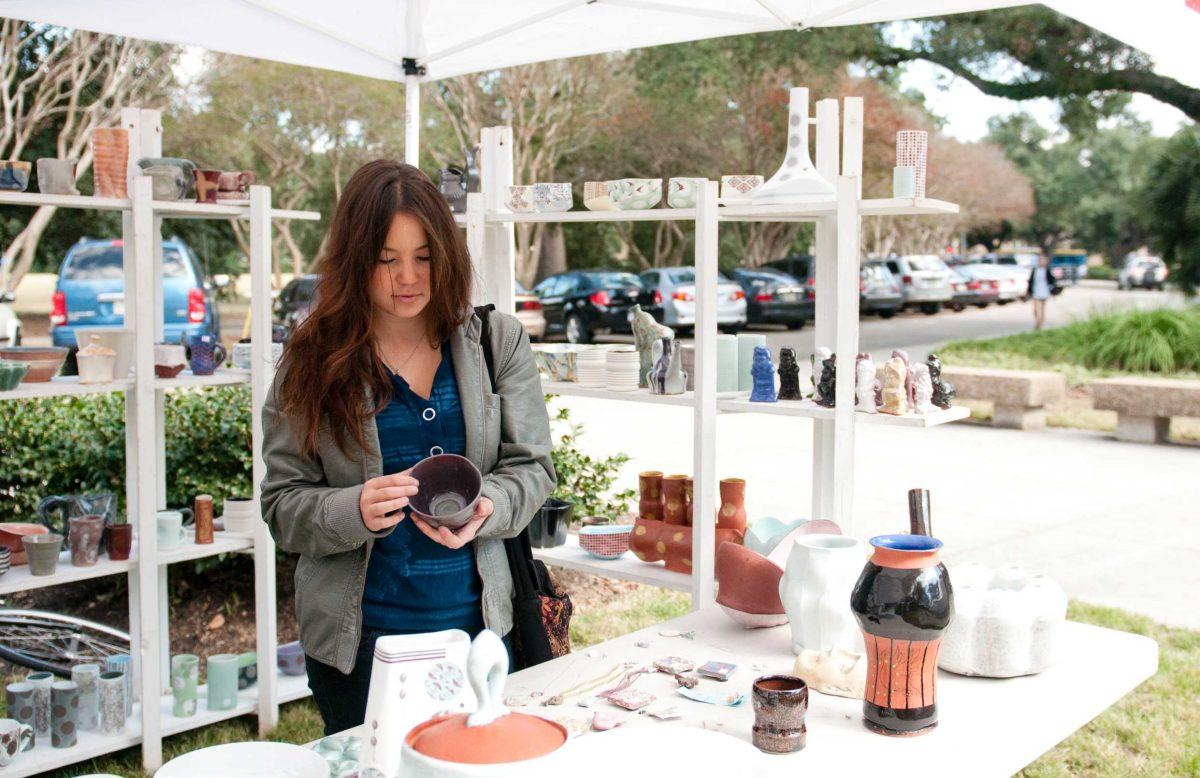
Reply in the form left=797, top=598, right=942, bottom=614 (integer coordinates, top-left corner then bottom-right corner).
left=683, top=476, right=694, bottom=525
left=106, top=523, right=132, bottom=561
left=25, top=672, right=52, bottom=739
left=71, top=663, right=100, bottom=731
left=68, top=514, right=104, bottom=566
left=171, top=654, right=200, bottom=717
left=638, top=471, right=664, bottom=522
left=104, top=654, right=133, bottom=716
left=779, top=534, right=865, bottom=655
left=895, top=131, right=928, bottom=198
left=36, top=158, right=80, bottom=195
left=91, top=128, right=129, bottom=198
left=206, top=654, right=240, bottom=711
left=850, top=534, right=954, bottom=736
left=5, top=682, right=36, bottom=733
left=716, top=478, right=748, bottom=535
left=752, top=675, right=808, bottom=754
left=194, top=494, right=214, bottom=544
left=716, top=334, right=738, bottom=392
left=737, top=333, right=767, bottom=392
left=98, top=671, right=125, bottom=735
left=0, top=719, right=34, bottom=766
left=50, top=680, right=79, bottom=748
left=661, top=475, right=688, bottom=526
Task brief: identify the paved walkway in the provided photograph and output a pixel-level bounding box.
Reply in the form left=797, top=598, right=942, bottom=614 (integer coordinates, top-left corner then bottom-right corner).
left=556, top=395, right=1200, bottom=630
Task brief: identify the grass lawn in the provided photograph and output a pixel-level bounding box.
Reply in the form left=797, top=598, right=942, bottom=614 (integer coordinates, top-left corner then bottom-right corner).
left=27, top=595, right=1197, bottom=777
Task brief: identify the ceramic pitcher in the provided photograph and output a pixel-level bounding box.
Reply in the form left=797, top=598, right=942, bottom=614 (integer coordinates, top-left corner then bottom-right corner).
left=779, top=534, right=865, bottom=655
left=183, top=332, right=226, bottom=376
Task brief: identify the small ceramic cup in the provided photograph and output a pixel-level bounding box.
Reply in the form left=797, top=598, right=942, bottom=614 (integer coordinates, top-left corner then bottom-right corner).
left=893, top=165, right=917, bottom=199
left=0, top=161, right=32, bottom=192
left=98, top=671, right=126, bottom=734
left=610, top=178, right=662, bottom=210
left=221, top=497, right=257, bottom=536
left=4, top=682, right=37, bottom=735
left=237, top=651, right=258, bottom=689
left=667, top=177, right=705, bottom=208
left=156, top=510, right=192, bottom=550
left=154, top=343, right=187, bottom=378
left=22, top=534, right=63, bottom=576
left=232, top=340, right=253, bottom=370
left=582, top=181, right=618, bottom=211
left=206, top=654, right=240, bottom=711
left=170, top=654, right=200, bottom=717
left=36, top=158, right=80, bottom=195
left=0, top=718, right=34, bottom=766
left=25, top=672, right=53, bottom=739
left=68, top=514, right=105, bottom=567
left=50, top=680, right=79, bottom=748
left=531, top=182, right=572, bottom=212
left=72, top=663, right=101, bottom=732
left=720, top=174, right=764, bottom=199
left=193, top=169, right=222, bottom=204
left=106, top=522, right=133, bottom=561
left=104, top=655, right=133, bottom=717
left=504, top=185, right=536, bottom=213
left=752, top=675, right=808, bottom=754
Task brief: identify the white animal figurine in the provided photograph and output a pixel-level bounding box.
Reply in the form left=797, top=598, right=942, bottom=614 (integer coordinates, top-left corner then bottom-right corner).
left=855, top=354, right=877, bottom=413
left=792, top=647, right=867, bottom=699
left=879, top=356, right=909, bottom=415
left=911, top=362, right=935, bottom=413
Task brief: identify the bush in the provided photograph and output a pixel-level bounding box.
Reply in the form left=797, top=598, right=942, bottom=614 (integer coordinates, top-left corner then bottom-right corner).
left=1087, top=265, right=1117, bottom=281
left=547, top=399, right=635, bottom=522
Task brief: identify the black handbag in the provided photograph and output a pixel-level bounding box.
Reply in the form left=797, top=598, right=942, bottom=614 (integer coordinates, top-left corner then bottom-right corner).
left=475, top=305, right=572, bottom=670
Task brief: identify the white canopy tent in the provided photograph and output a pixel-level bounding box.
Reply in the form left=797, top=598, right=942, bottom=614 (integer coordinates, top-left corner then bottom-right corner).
left=4, top=0, right=1196, bottom=165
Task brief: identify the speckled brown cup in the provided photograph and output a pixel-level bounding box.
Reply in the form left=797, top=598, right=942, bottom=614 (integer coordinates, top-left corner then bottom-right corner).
left=752, top=675, right=808, bottom=754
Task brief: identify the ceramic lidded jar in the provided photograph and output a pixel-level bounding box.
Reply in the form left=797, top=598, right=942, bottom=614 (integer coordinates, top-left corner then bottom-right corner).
left=402, top=630, right=568, bottom=777
left=850, top=534, right=954, bottom=736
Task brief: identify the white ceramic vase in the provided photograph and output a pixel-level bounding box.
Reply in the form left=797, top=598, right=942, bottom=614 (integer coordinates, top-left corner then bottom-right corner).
left=751, top=86, right=835, bottom=206
left=779, top=534, right=865, bottom=655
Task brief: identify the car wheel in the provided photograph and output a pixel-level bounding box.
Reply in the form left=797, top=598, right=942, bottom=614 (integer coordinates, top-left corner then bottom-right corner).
left=786, top=319, right=805, bottom=330
left=997, top=299, right=1010, bottom=305
left=949, top=303, right=965, bottom=313
left=921, top=303, right=940, bottom=315
left=565, top=314, right=591, bottom=344
left=878, top=309, right=896, bottom=319
left=975, top=303, right=989, bottom=309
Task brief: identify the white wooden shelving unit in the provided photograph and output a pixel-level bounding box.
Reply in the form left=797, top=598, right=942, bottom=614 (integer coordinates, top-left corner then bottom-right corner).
left=466, top=97, right=964, bottom=608
left=0, top=106, right=319, bottom=776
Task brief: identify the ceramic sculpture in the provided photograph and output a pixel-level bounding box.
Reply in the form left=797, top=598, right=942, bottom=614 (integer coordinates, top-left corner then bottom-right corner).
left=792, top=647, right=867, bottom=699
left=891, top=349, right=916, bottom=407
left=779, top=534, right=865, bottom=655
left=939, top=564, right=1065, bottom=678
left=814, top=352, right=836, bottom=407
left=648, top=337, right=687, bottom=395
left=851, top=534, right=954, bottom=736
left=879, top=356, right=908, bottom=415
left=896, top=130, right=929, bottom=198
left=744, top=517, right=805, bottom=557
left=855, top=353, right=877, bottom=412
left=911, top=361, right=935, bottom=413
left=752, top=87, right=835, bottom=206
left=809, top=347, right=830, bottom=399
left=927, top=353, right=956, bottom=409
left=716, top=542, right=788, bottom=628
left=630, top=305, right=672, bottom=389
left=749, top=346, right=776, bottom=402
left=777, top=347, right=801, bottom=400
left=361, top=629, right=476, bottom=777
left=661, top=474, right=688, bottom=525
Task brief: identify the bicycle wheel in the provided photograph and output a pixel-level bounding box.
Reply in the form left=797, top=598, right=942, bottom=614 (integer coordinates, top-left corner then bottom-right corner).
left=0, top=609, right=131, bottom=677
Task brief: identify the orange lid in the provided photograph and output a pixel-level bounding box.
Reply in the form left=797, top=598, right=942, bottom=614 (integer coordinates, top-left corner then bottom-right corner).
left=407, top=712, right=567, bottom=765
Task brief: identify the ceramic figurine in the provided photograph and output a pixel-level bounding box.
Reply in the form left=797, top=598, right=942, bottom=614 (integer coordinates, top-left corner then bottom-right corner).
left=648, top=337, right=687, bottom=395
left=72, top=663, right=100, bottom=731
left=50, top=680, right=79, bottom=748
left=879, top=356, right=908, bottom=415
left=752, top=676, right=808, bottom=754
left=749, top=346, right=777, bottom=402
left=752, top=87, right=835, bottom=206
left=630, top=305, right=672, bottom=389
left=777, top=347, right=801, bottom=400
left=98, top=671, right=125, bottom=734
left=927, top=353, right=956, bottom=409
left=36, top=158, right=80, bottom=195
left=809, top=347, right=830, bottom=399
left=851, top=534, right=954, bottom=736
left=814, top=353, right=836, bottom=407
left=911, top=362, right=935, bottom=413
left=792, top=647, right=867, bottom=699
left=854, top=353, right=877, bottom=413
left=779, top=534, right=865, bottom=655
left=716, top=542, right=788, bottom=629
left=890, top=349, right=915, bottom=407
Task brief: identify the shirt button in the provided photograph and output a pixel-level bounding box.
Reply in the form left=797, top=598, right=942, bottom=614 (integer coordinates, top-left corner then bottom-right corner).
left=422, top=408, right=436, bottom=421
left=430, top=445, right=444, bottom=456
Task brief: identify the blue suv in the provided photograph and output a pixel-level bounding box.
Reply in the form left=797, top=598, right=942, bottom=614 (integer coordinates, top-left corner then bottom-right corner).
left=51, top=237, right=221, bottom=367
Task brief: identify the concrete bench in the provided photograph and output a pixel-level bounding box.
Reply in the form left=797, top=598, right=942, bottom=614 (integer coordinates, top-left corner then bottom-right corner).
left=1091, top=376, right=1200, bottom=444
left=940, top=366, right=1066, bottom=430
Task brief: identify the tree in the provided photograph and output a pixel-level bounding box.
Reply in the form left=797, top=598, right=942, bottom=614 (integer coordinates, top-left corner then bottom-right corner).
left=1139, top=126, right=1200, bottom=295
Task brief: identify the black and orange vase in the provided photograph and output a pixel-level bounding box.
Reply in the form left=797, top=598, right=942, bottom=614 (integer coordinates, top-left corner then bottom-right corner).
left=850, top=534, right=954, bottom=737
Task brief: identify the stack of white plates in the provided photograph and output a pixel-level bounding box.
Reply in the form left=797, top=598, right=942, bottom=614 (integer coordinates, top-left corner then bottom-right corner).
left=605, top=348, right=641, bottom=392
left=576, top=347, right=608, bottom=388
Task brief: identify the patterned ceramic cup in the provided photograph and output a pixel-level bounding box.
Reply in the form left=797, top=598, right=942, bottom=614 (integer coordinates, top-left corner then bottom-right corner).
left=720, top=174, right=764, bottom=199
left=0, top=718, right=34, bottom=766
left=98, top=671, right=125, bottom=735
left=4, top=682, right=36, bottom=735
left=504, top=185, right=536, bottom=213
left=206, top=654, right=240, bottom=711
left=667, top=177, right=705, bottom=208
left=104, top=655, right=133, bottom=716
left=752, top=675, right=808, bottom=754
left=237, top=651, right=258, bottom=690
left=582, top=181, right=618, bottom=211
left=610, top=178, right=662, bottom=210
left=531, top=182, right=572, bottom=212
left=72, top=663, right=101, bottom=731
left=25, top=672, right=52, bottom=738
left=50, top=680, right=79, bottom=748
left=171, top=654, right=200, bottom=717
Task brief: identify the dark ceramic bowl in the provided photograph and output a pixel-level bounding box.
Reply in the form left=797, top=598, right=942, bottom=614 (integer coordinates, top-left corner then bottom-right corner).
left=277, top=641, right=306, bottom=676
left=408, top=454, right=482, bottom=530
left=529, top=498, right=572, bottom=549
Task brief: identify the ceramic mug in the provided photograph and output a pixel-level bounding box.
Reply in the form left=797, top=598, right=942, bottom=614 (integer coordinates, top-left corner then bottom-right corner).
left=221, top=497, right=257, bottom=536
left=206, top=654, right=240, bottom=711
left=36, top=158, right=79, bottom=195
left=22, top=534, right=63, bottom=576
left=752, top=675, right=808, bottom=753
left=193, top=169, right=222, bottom=204
left=185, top=334, right=226, bottom=376
left=0, top=718, right=34, bottom=766
left=157, top=509, right=193, bottom=550
left=171, top=654, right=200, bottom=717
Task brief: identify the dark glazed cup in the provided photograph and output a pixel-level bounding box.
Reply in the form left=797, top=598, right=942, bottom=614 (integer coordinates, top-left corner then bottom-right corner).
left=408, top=454, right=482, bottom=529
left=752, top=675, right=808, bottom=753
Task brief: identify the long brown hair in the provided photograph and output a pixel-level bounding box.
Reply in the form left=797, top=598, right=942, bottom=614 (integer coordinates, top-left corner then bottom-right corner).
left=278, top=160, right=472, bottom=459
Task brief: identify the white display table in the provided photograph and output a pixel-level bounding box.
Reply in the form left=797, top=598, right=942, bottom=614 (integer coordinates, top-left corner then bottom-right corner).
left=334, top=607, right=1156, bottom=777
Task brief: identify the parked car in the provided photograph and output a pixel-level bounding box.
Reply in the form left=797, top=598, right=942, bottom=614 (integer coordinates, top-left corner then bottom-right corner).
left=0, top=289, right=22, bottom=346
left=765, top=255, right=814, bottom=283
left=274, top=274, right=319, bottom=335
left=880, top=255, right=953, bottom=314
left=515, top=282, right=546, bottom=340
left=967, top=260, right=1025, bottom=304
left=532, top=270, right=652, bottom=344
left=1118, top=256, right=1168, bottom=290
left=860, top=261, right=904, bottom=318
left=51, top=237, right=221, bottom=371
left=637, top=266, right=747, bottom=334
left=725, top=267, right=812, bottom=329
left=990, top=249, right=1042, bottom=272
left=944, top=259, right=1000, bottom=310
left=1051, top=249, right=1088, bottom=284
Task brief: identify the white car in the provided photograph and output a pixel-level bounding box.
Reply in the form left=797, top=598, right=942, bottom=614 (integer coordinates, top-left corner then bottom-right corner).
left=881, top=255, right=954, bottom=315
left=968, top=262, right=1025, bottom=304
left=1118, top=257, right=1168, bottom=290
left=0, top=290, right=22, bottom=345
left=638, top=267, right=747, bottom=333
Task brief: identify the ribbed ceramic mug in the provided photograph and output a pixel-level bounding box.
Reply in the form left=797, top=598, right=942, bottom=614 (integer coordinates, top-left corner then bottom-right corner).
left=50, top=680, right=79, bottom=748
left=4, top=682, right=36, bottom=735
left=23, top=534, right=63, bottom=576
left=25, top=672, right=52, bottom=738
left=104, top=654, right=133, bottom=717
left=221, top=497, right=257, bottom=536
left=72, top=663, right=101, bottom=731
left=98, top=671, right=125, bottom=735
left=206, top=654, right=240, bottom=711
left=0, top=718, right=35, bottom=766
left=0, top=545, right=10, bottom=577
left=171, top=654, right=200, bottom=717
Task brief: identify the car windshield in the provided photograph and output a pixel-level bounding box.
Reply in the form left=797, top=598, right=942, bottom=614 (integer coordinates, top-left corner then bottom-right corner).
left=667, top=269, right=733, bottom=284
left=862, top=264, right=891, bottom=282
left=904, top=256, right=946, bottom=272
left=591, top=272, right=642, bottom=289
left=66, top=244, right=189, bottom=280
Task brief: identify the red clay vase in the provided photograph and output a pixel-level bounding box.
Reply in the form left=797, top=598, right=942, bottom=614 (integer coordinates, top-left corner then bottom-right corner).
left=717, top=478, right=748, bottom=534
left=638, top=471, right=664, bottom=522
left=683, top=476, right=694, bottom=525
left=629, top=517, right=665, bottom=563
left=662, top=525, right=691, bottom=573
left=662, top=475, right=688, bottom=525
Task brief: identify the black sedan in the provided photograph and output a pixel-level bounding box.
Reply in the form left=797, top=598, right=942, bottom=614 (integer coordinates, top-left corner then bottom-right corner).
left=532, top=269, right=652, bottom=343
left=273, top=274, right=320, bottom=335
left=726, top=267, right=813, bottom=329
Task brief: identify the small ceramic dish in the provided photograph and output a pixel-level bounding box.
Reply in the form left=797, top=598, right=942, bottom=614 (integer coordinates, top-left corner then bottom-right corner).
left=610, top=178, right=662, bottom=210
left=532, top=182, right=572, bottom=212
left=0, top=346, right=68, bottom=383
left=409, top=454, right=483, bottom=529
left=0, top=359, right=30, bottom=390
left=578, top=524, right=634, bottom=560
left=505, top=185, right=536, bottom=213
left=583, top=181, right=618, bottom=211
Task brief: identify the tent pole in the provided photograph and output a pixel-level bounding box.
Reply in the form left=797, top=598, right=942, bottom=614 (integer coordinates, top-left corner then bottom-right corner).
left=405, top=74, right=420, bottom=166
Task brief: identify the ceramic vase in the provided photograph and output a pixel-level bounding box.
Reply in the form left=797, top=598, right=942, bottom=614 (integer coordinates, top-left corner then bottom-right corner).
left=206, top=654, right=240, bottom=711
left=851, top=534, right=954, bottom=736
left=629, top=517, right=665, bottom=563
left=661, top=525, right=692, bottom=573
left=749, top=345, right=776, bottom=402
left=98, top=671, right=125, bottom=735
left=104, top=654, right=133, bottom=717
left=648, top=337, right=686, bottom=395
left=37, top=158, right=79, bottom=195
left=661, top=475, right=688, bottom=525
left=361, top=629, right=476, bottom=778
left=237, top=651, right=258, bottom=689
left=72, top=663, right=100, bottom=731
left=6, top=681, right=36, bottom=733
left=716, top=334, right=738, bottom=392
left=683, top=476, right=694, bottom=525
left=193, top=169, right=221, bottom=204
left=194, top=494, right=214, bottom=544
left=26, top=672, right=52, bottom=739
left=896, top=130, right=929, bottom=198
left=50, top=680, right=79, bottom=748
left=23, top=533, right=62, bottom=576
left=91, top=128, right=129, bottom=198
left=715, top=542, right=788, bottom=629
left=106, top=523, right=132, bottom=560
left=752, top=87, right=835, bottom=206
left=0, top=719, right=34, bottom=766
left=779, top=534, right=865, bottom=655
left=171, top=654, right=200, bottom=717
left=737, top=333, right=767, bottom=392
left=68, top=514, right=104, bottom=566
left=716, top=478, right=747, bottom=535
left=638, top=471, right=664, bottom=522
left=752, top=676, right=808, bottom=753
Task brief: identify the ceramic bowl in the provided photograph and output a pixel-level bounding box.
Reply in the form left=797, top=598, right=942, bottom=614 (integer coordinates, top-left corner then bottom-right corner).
left=667, top=177, right=705, bottom=208
left=0, top=346, right=67, bottom=383
left=0, top=161, right=31, bottom=192
left=531, top=182, right=572, bottom=212
left=578, top=524, right=633, bottom=560
left=277, top=641, right=306, bottom=676
left=610, top=178, right=662, bottom=210
left=75, top=329, right=134, bottom=379
left=715, top=541, right=788, bottom=628
left=583, top=181, right=618, bottom=211
left=504, top=185, right=536, bottom=213
left=532, top=345, right=576, bottom=382
left=720, top=174, right=764, bottom=200
left=0, top=360, right=29, bottom=390
left=157, top=742, right=327, bottom=778
left=409, top=454, right=483, bottom=529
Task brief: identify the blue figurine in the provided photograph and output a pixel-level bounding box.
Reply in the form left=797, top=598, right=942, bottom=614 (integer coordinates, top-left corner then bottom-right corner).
left=749, top=345, right=777, bottom=402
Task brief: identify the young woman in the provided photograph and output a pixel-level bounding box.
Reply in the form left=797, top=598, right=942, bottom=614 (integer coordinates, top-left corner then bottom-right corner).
left=260, top=160, right=555, bottom=735
left=1028, top=254, right=1059, bottom=330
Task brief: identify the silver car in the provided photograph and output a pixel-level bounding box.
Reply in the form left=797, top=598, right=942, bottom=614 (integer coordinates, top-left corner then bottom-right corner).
left=639, top=267, right=747, bottom=333
left=881, top=255, right=954, bottom=315
left=1119, top=256, right=1168, bottom=290
left=967, top=262, right=1025, bottom=304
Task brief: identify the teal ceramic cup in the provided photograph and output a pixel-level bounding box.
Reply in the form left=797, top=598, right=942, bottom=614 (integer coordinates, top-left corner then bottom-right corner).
left=156, top=510, right=191, bottom=549
left=50, top=680, right=79, bottom=748
left=206, top=654, right=239, bottom=711
left=237, top=651, right=258, bottom=690
left=170, top=654, right=200, bottom=717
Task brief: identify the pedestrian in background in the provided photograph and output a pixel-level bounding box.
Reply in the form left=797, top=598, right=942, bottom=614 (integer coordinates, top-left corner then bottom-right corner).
left=1028, top=254, right=1059, bottom=330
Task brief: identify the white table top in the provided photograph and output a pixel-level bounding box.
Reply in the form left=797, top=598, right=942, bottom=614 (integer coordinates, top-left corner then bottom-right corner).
left=337, top=607, right=1157, bottom=777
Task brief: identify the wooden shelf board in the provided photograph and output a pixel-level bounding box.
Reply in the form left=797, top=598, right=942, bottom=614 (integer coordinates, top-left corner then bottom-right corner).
left=717, top=395, right=970, bottom=426
left=0, top=376, right=133, bottom=402
left=486, top=208, right=696, bottom=223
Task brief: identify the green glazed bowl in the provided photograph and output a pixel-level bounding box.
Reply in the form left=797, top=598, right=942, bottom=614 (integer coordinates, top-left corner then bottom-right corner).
left=0, top=360, right=30, bottom=390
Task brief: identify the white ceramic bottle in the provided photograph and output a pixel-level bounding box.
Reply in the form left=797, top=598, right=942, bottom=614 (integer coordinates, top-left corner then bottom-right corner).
left=779, top=534, right=865, bottom=655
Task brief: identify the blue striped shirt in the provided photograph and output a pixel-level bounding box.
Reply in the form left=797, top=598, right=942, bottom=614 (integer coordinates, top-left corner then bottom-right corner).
left=360, top=343, right=483, bottom=634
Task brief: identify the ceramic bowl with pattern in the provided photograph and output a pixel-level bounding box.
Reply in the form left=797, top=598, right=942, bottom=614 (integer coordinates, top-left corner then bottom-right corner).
left=610, top=178, right=662, bottom=210
left=583, top=181, right=618, bottom=211
left=504, top=185, right=536, bottom=213
left=578, top=524, right=634, bottom=560
left=667, top=177, right=705, bottom=208
left=531, top=183, right=572, bottom=213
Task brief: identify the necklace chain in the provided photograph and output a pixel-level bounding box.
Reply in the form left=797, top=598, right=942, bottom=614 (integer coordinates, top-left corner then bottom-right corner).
left=379, top=336, right=425, bottom=376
